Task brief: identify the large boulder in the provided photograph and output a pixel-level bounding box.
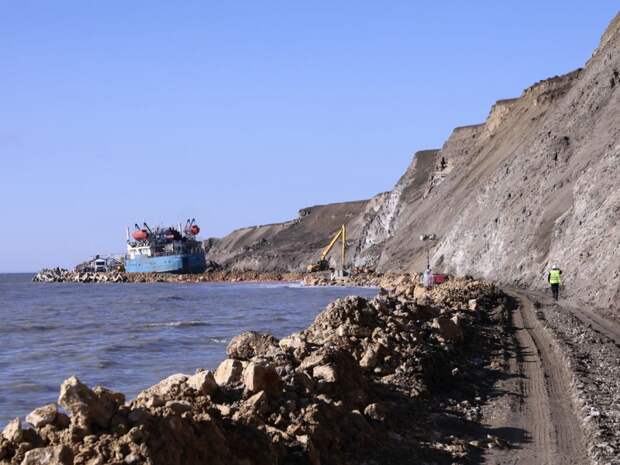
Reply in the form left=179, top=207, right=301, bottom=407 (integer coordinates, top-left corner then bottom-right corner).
left=187, top=370, right=218, bottom=395
left=299, top=348, right=367, bottom=405
left=214, top=359, right=244, bottom=387
left=243, top=362, right=282, bottom=397
left=26, top=404, right=58, bottom=429
left=20, top=445, right=73, bottom=465
left=58, top=376, right=121, bottom=429
left=226, top=332, right=279, bottom=361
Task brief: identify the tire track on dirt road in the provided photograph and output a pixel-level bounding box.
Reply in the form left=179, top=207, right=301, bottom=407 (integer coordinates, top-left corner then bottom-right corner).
left=483, top=290, right=587, bottom=465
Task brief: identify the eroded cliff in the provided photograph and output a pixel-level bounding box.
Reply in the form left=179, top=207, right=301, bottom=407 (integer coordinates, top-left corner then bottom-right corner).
left=206, top=13, right=620, bottom=317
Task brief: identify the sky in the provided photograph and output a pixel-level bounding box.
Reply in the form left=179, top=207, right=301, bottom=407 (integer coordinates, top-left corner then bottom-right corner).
left=1, top=1, right=618, bottom=272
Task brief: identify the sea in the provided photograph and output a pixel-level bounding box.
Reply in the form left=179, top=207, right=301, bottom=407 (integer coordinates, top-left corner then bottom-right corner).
left=0, top=273, right=377, bottom=426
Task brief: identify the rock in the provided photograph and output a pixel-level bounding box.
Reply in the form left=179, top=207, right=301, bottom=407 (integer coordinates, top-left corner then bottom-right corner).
left=364, top=403, right=387, bottom=422
left=2, top=417, right=23, bottom=443
left=53, top=413, right=71, bottom=430
left=165, top=400, right=192, bottom=414
left=431, top=317, right=464, bottom=342
left=279, top=333, right=307, bottom=356
left=58, top=376, right=117, bottom=428
left=413, top=285, right=429, bottom=301
left=26, top=404, right=58, bottom=429
left=93, top=386, right=125, bottom=413
left=243, top=362, right=282, bottom=397
left=216, top=404, right=232, bottom=417
left=214, top=359, right=244, bottom=386
left=127, top=408, right=152, bottom=426
left=468, top=299, right=478, bottom=311
left=359, top=343, right=385, bottom=370
left=21, top=445, right=73, bottom=465
left=124, top=453, right=141, bottom=464
left=312, top=365, right=337, bottom=383
left=137, top=374, right=188, bottom=400
left=187, top=370, right=218, bottom=395
left=227, top=331, right=279, bottom=360
left=300, top=348, right=367, bottom=403
left=239, top=391, right=268, bottom=417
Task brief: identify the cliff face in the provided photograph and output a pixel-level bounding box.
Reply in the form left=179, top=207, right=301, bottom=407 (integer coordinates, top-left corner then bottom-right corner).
left=207, top=13, right=620, bottom=316
left=203, top=200, right=374, bottom=272
left=357, top=13, right=620, bottom=317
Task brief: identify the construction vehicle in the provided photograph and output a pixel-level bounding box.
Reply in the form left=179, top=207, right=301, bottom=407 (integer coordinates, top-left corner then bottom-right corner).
left=307, top=225, right=347, bottom=273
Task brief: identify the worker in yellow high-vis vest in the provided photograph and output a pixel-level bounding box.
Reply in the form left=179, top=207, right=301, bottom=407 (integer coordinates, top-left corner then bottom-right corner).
left=548, top=264, right=563, bottom=301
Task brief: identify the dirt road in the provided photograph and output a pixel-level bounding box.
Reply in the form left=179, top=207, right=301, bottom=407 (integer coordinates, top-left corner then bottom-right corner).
left=483, top=290, right=588, bottom=465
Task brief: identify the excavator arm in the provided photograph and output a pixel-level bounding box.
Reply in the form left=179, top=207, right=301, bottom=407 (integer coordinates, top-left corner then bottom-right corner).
left=307, top=225, right=347, bottom=273
left=320, top=226, right=344, bottom=261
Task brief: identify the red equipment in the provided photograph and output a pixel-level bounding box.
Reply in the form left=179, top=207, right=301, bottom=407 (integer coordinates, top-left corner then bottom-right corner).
left=132, top=230, right=149, bottom=241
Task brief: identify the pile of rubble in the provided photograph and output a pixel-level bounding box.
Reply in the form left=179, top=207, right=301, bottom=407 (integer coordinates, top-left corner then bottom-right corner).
left=32, top=269, right=128, bottom=284
left=2, top=275, right=508, bottom=465
left=303, top=271, right=387, bottom=288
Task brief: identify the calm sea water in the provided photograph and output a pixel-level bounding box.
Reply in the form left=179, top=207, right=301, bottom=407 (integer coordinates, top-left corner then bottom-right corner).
left=0, top=273, right=376, bottom=426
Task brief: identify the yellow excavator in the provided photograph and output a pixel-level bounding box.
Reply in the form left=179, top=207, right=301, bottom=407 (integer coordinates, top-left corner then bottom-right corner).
left=307, top=225, right=347, bottom=273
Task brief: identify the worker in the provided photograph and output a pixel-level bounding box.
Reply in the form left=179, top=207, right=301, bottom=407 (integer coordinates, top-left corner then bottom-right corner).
left=548, top=264, right=562, bottom=301
left=423, top=267, right=433, bottom=288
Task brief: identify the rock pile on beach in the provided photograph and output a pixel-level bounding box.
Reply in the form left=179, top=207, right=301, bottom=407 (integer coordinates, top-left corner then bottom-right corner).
left=303, top=271, right=387, bottom=288
left=2, top=275, right=507, bottom=465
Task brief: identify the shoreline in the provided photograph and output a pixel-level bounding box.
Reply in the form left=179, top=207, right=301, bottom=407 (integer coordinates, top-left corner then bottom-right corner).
left=1, top=275, right=507, bottom=465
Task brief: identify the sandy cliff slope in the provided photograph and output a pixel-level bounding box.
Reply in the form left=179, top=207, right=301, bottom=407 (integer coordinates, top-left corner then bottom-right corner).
left=206, top=13, right=619, bottom=316
left=359, top=13, right=619, bottom=317
left=203, top=199, right=376, bottom=272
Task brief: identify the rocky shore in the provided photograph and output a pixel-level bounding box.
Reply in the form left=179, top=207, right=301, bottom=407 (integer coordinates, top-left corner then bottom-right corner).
left=302, top=272, right=386, bottom=288
left=1, top=275, right=510, bottom=465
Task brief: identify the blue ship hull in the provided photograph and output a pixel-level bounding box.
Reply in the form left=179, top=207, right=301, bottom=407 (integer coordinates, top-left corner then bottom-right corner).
left=125, top=253, right=206, bottom=274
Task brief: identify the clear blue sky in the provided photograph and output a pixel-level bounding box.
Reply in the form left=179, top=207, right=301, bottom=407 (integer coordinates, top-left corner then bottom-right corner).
left=1, top=2, right=617, bottom=272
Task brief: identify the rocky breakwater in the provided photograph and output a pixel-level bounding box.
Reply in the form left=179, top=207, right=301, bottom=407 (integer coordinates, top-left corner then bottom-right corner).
left=32, top=269, right=128, bottom=283
left=32, top=269, right=303, bottom=284
left=1, top=276, right=509, bottom=465
left=125, top=270, right=304, bottom=284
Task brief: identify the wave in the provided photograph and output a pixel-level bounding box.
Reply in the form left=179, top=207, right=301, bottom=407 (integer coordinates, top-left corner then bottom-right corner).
left=286, top=282, right=306, bottom=288
left=241, top=282, right=291, bottom=289
left=142, top=320, right=211, bottom=329
left=0, top=323, right=59, bottom=334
